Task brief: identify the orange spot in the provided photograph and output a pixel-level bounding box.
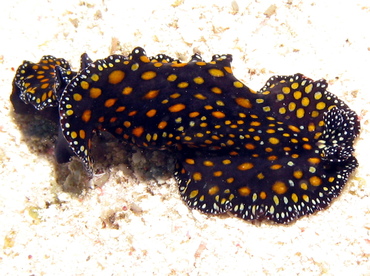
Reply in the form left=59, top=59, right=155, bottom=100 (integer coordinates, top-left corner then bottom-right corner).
left=108, top=70, right=125, bottom=84
left=309, top=176, right=322, bottom=186
left=170, top=93, right=181, bottom=99
left=79, top=130, right=86, bottom=139
left=141, top=71, right=156, bottom=80
left=115, top=128, right=123, bottom=134
left=270, top=164, right=282, bottom=170
left=208, top=185, right=220, bottom=195
left=116, top=106, right=126, bottom=112
left=291, top=193, right=299, bottom=203
left=139, top=56, right=150, bottom=63
left=303, top=143, right=312, bottom=150
left=308, top=122, right=315, bottom=132
left=302, top=194, right=310, bottom=202
left=233, top=81, right=243, bottom=88
left=213, top=171, right=223, bottom=177
left=193, top=172, right=202, bottom=181
left=132, top=126, right=144, bottom=137
left=211, top=111, right=225, bottom=118
left=104, top=98, right=117, bottom=108
left=168, top=103, right=186, bottom=112
left=40, top=83, right=49, bottom=89
left=308, top=157, right=321, bottom=164
left=301, top=181, right=309, bottom=190
left=90, top=87, right=102, bottom=98
left=171, top=63, right=187, bottom=68
left=146, top=109, right=157, bottom=117
left=189, top=190, right=198, bottom=198
left=73, top=93, right=82, bottom=101
left=193, top=77, right=204, bottom=84
left=260, top=191, right=267, bottom=200
left=272, top=181, right=288, bottom=195
left=224, top=66, right=232, bottom=73
left=91, top=74, right=99, bottom=82
left=167, top=74, right=177, bottom=81
left=178, top=82, right=189, bottom=88
left=269, top=137, right=280, bottom=144
left=82, top=110, right=92, bottom=122
left=250, top=121, right=261, bottom=127
left=143, top=90, right=160, bottom=100
left=226, top=140, right=234, bottom=146
left=288, top=125, right=301, bottom=132
left=186, top=159, right=195, bottom=165
left=158, top=121, right=168, bottom=129
left=123, top=121, right=131, bottom=128
left=189, top=112, right=199, bottom=118
left=208, top=68, right=224, bottom=77
left=203, top=161, right=214, bottom=166
left=293, top=170, right=303, bottom=179
left=235, top=97, right=252, bottom=108
left=226, top=177, right=234, bottom=183
left=237, top=163, right=254, bottom=171
left=194, top=93, right=207, bottom=100
left=195, top=62, right=206, bottom=66
left=267, top=155, right=277, bottom=161
left=265, top=147, right=273, bottom=152
left=211, top=87, right=222, bottom=94
left=238, top=186, right=251, bottom=196
left=122, top=87, right=133, bottom=95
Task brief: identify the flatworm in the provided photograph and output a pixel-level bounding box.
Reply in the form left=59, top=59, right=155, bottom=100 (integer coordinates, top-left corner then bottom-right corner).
left=11, top=47, right=360, bottom=223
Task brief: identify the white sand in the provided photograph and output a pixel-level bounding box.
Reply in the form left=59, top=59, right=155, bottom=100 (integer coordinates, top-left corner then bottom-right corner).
left=0, top=0, right=369, bottom=275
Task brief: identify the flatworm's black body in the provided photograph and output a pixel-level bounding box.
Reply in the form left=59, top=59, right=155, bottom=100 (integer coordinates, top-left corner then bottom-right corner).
left=11, top=47, right=360, bottom=223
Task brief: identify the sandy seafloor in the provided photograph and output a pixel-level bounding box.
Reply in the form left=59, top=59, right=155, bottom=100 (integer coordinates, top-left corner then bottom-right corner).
left=0, top=0, right=370, bottom=275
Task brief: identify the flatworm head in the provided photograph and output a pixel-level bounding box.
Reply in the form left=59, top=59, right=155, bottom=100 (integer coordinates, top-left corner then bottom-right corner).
left=12, top=55, right=72, bottom=110
left=58, top=47, right=359, bottom=223
left=11, top=53, right=94, bottom=115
